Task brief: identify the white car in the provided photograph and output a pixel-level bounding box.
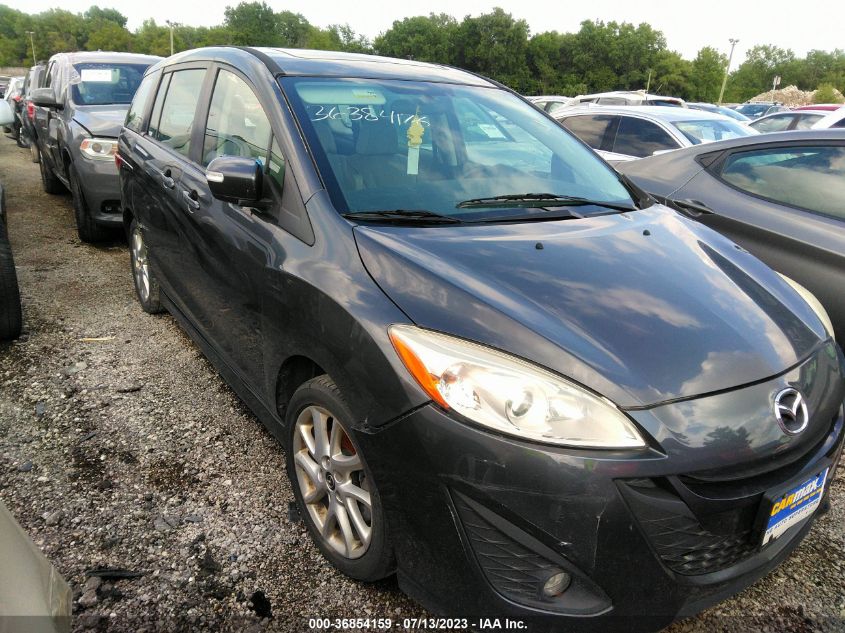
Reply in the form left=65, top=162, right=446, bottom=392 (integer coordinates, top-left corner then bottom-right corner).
left=527, top=95, right=573, bottom=115
left=555, top=105, right=757, bottom=163
left=569, top=90, right=686, bottom=108
left=749, top=110, right=830, bottom=132
left=810, top=106, right=845, bottom=129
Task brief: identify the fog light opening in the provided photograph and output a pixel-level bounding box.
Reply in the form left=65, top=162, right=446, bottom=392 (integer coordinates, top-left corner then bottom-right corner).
left=542, top=570, right=571, bottom=598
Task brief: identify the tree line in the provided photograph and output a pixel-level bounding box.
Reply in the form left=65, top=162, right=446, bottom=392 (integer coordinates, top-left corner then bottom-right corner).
left=1, top=3, right=843, bottom=103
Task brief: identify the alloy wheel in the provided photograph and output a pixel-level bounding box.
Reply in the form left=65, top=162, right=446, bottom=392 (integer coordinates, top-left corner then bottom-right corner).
left=293, top=405, right=373, bottom=559
left=131, top=225, right=150, bottom=303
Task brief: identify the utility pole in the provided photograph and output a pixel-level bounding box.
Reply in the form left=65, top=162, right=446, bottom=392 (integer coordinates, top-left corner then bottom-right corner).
left=165, top=20, right=175, bottom=56
left=717, top=38, right=739, bottom=106
left=645, top=70, right=652, bottom=93
left=26, top=31, right=37, bottom=64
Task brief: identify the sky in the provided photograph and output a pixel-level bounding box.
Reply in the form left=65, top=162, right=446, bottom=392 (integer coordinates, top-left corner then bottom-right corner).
left=6, top=0, right=845, bottom=67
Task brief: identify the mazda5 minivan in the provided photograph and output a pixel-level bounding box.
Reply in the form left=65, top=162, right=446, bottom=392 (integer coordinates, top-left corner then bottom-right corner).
left=118, top=47, right=845, bottom=632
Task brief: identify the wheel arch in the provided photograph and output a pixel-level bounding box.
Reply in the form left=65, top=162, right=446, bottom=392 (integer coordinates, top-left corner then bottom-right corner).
left=274, top=355, right=326, bottom=420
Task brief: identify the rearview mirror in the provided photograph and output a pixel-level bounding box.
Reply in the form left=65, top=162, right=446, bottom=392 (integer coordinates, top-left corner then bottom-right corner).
left=0, top=101, right=13, bottom=127
left=206, top=156, right=263, bottom=205
left=31, top=87, right=61, bottom=109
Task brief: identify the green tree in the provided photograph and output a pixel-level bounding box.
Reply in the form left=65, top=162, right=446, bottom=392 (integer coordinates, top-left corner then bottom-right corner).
left=689, top=46, right=726, bottom=102
left=223, top=1, right=281, bottom=46
left=277, top=10, right=312, bottom=48
left=83, top=7, right=128, bottom=28
left=374, top=14, right=459, bottom=64
left=726, top=45, right=797, bottom=101
left=455, top=8, right=530, bottom=91
left=86, top=20, right=133, bottom=52
left=813, top=83, right=844, bottom=104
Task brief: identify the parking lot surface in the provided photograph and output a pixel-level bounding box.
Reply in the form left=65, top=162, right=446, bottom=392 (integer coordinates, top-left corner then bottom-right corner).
left=0, top=138, right=843, bottom=632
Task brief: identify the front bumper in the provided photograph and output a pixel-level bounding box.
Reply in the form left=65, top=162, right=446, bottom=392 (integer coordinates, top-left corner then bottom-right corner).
left=360, top=347, right=845, bottom=632
left=75, top=157, right=122, bottom=226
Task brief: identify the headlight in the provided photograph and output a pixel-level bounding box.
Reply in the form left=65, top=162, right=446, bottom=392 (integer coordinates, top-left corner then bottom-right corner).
left=389, top=325, right=645, bottom=448
left=777, top=273, right=834, bottom=340
left=80, top=137, right=117, bottom=160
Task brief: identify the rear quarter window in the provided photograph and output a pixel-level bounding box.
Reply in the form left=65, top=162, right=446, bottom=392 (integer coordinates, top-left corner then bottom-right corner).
left=719, top=145, right=845, bottom=220
left=560, top=115, right=615, bottom=150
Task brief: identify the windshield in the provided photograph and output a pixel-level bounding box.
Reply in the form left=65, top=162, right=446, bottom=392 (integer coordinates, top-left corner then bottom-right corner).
left=71, top=63, right=150, bottom=106
left=672, top=119, right=755, bottom=144
left=718, top=107, right=750, bottom=122
left=735, top=103, right=773, bottom=118
left=282, top=77, right=634, bottom=220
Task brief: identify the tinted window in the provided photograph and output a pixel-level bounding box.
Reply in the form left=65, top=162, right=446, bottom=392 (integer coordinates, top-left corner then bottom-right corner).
left=750, top=114, right=793, bottom=133
left=284, top=78, right=633, bottom=219
left=597, top=97, right=627, bottom=105
left=673, top=119, right=754, bottom=144
left=650, top=100, right=683, bottom=107
left=560, top=115, right=614, bottom=149
left=720, top=145, right=845, bottom=219
left=203, top=69, right=272, bottom=167
left=793, top=114, right=823, bottom=130
left=147, top=73, right=170, bottom=140
left=612, top=117, right=678, bottom=157
left=831, top=118, right=845, bottom=129
left=153, top=69, right=206, bottom=158
left=267, top=138, right=286, bottom=190
left=70, top=63, right=150, bottom=106
left=125, top=71, right=159, bottom=133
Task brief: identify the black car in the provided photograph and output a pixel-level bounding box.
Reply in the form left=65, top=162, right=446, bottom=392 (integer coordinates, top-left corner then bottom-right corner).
left=118, top=47, right=844, bottom=632
left=19, top=63, right=46, bottom=159
left=618, top=130, right=845, bottom=343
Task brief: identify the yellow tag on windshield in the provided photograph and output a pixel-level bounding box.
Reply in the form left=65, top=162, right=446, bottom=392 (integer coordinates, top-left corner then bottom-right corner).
left=407, top=108, right=425, bottom=175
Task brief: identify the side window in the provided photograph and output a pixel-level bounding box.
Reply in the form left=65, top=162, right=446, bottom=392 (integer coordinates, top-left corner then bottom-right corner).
left=612, top=117, right=679, bottom=158
left=719, top=146, right=845, bottom=220
left=547, top=102, right=570, bottom=115
left=203, top=69, right=272, bottom=167
left=794, top=114, right=823, bottom=130
left=560, top=115, right=615, bottom=150
left=831, top=118, right=845, bottom=129
left=267, top=137, right=286, bottom=191
left=125, top=71, right=159, bottom=133
left=153, top=68, right=206, bottom=159
left=752, top=114, right=792, bottom=133
left=147, top=73, right=170, bottom=139
left=45, top=62, right=55, bottom=88
left=597, top=97, right=627, bottom=105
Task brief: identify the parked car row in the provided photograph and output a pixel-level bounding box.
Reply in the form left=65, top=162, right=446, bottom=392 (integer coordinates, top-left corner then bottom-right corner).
left=2, top=45, right=844, bottom=633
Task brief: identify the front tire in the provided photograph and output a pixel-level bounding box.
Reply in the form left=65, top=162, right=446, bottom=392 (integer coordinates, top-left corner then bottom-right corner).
left=30, top=141, right=39, bottom=164
left=286, top=375, right=394, bottom=581
left=38, top=151, right=64, bottom=194
left=129, top=219, right=163, bottom=314
left=70, top=164, right=109, bottom=243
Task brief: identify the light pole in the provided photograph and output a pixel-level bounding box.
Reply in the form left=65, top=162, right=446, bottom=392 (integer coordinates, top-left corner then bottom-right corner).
left=165, top=20, right=175, bottom=56
left=25, top=31, right=37, bottom=64
left=717, top=38, right=739, bottom=106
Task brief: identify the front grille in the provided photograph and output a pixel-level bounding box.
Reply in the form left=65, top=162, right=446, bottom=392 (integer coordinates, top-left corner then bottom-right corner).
left=452, top=493, right=558, bottom=603
left=621, top=481, right=758, bottom=576
left=635, top=504, right=756, bottom=575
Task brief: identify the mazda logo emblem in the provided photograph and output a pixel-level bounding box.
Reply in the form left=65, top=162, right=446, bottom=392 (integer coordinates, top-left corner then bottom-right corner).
left=773, top=388, right=809, bottom=435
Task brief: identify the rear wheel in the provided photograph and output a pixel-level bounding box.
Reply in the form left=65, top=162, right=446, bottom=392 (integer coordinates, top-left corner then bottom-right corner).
left=70, top=164, right=109, bottom=243
left=129, top=218, right=163, bottom=314
left=38, top=151, right=64, bottom=194
left=286, top=376, right=394, bottom=581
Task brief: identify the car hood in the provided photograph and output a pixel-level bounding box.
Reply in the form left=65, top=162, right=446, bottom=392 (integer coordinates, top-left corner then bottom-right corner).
left=72, top=105, right=129, bottom=138
left=354, top=206, right=826, bottom=408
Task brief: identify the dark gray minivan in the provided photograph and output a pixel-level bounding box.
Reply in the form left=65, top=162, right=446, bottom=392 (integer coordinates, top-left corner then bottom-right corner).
left=31, top=51, right=161, bottom=242
left=118, top=47, right=845, bottom=632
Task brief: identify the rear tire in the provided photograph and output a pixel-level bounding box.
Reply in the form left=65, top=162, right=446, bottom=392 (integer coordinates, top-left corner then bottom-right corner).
left=70, top=164, right=109, bottom=243
left=38, top=151, right=64, bottom=194
left=286, top=375, right=394, bottom=582
left=30, top=142, right=39, bottom=164
left=0, top=229, right=22, bottom=341
left=129, top=218, right=163, bottom=314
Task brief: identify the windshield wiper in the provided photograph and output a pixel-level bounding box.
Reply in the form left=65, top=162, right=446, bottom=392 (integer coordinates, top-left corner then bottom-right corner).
left=456, top=193, right=637, bottom=212
left=342, top=209, right=462, bottom=224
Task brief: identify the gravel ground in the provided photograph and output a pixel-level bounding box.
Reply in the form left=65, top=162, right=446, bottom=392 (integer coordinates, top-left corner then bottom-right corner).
left=0, top=137, right=843, bottom=633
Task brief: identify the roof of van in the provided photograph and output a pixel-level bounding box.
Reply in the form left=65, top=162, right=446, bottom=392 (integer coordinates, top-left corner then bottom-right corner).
left=154, top=47, right=497, bottom=87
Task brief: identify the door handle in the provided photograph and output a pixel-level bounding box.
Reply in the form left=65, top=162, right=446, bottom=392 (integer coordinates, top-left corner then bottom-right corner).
left=182, top=189, right=200, bottom=211
left=148, top=165, right=175, bottom=189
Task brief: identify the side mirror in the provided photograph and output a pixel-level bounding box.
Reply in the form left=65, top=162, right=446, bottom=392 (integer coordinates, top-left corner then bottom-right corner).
left=206, top=156, right=263, bottom=205
left=0, top=101, right=13, bottom=127
left=31, top=87, right=61, bottom=109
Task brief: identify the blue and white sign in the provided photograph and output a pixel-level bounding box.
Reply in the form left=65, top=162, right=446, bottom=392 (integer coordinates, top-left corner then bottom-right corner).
left=762, top=468, right=828, bottom=546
